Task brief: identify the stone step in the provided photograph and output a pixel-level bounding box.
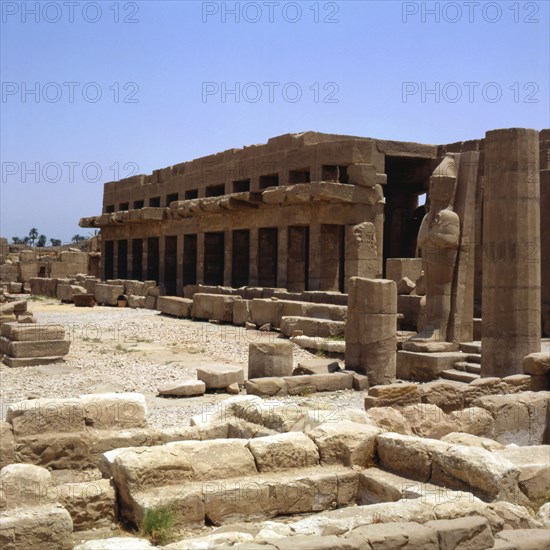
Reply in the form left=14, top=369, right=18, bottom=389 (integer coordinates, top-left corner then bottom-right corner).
left=280, top=316, right=345, bottom=338
left=454, top=361, right=481, bottom=374
left=466, top=354, right=481, bottom=364
left=440, top=369, right=480, bottom=384
left=459, top=341, right=481, bottom=354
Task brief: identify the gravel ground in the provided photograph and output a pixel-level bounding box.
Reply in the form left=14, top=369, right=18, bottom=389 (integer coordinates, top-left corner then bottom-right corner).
left=1, top=300, right=367, bottom=428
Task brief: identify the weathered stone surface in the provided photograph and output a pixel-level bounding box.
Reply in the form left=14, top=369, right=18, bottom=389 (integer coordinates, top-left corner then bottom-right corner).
left=7, top=398, right=85, bottom=436
left=247, top=432, right=319, bottom=472
left=397, top=277, right=416, bottom=295
left=80, top=393, right=147, bottom=429
left=418, top=380, right=465, bottom=412
left=350, top=521, right=439, bottom=550
left=400, top=403, right=455, bottom=439
left=0, top=464, right=52, bottom=508
left=157, top=296, right=192, bottom=318
left=431, top=444, right=522, bottom=502
left=197, top=365, right=244, bottom=389
left=57, top=478, right=115, bottom=531
left=158, top=380, right=206, bottom=397
left=56, top=284, right=86, bottom=302
left=386, top=258, right=424, bottom=285
left=472, top=392, right=549, bottom=445
left=364, top=382, right=419, bottom=409
left=126, top=295, right=145, bottom=309
left=245, top=377, right=287, bottom=397
left=495, top=529, right=550, bottom=550
left=192, top=293, right=241, bottom=322
left=523, top=352, right=550, bottom=375
left=377, top=433, right=450, bottom=482
left=440, top=433, right=504, bottom=451
left=307, top=420, right=380, bottom=467
left=233, top=299, right=251, bottom=325
left=248, top=341, right=293, bottom=379
left=94, top=284, right=124, bottom=306
left=0, top=423, right=15, bottom=468
left=1, top=322, right=43, bottom=342
left=482, top=129, right=541, bottom=377
left=0, top=337, right=70, bottom=358
left=424, top=516, right=494, bottom=550
left=365, top=407, right=413, bottom=435
left=295, top=359, right=341, bottom=375
left=0, top=503, right=73, bottom=549
left=280, top=316, right=345, bottom=338
left=496, top=446, right=550, bottom=502
left=536, top=502, right=550, bottom=528
left=285, top=373, right=353, bottom=395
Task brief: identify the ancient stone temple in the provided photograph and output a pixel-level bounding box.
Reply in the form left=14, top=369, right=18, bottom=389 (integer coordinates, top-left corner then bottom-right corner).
left=79, top=129, right=549, bottom=349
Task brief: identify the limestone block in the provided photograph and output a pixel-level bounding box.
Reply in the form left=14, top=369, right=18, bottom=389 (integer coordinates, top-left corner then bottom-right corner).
left=248, top=341, right=293, bottom=379
left=398, top=294, right=423, bottom=327
left=80, top=393, right=147, bottom=430
left=0, top=423, right=16, bottom=468
left=197, top=365, right=244, bottom=389
left=244, top=377, right=288, bottom=397
left=233, top=299, right=251, bottom=325
left=6, top=398, right=85, bottom=436
left=495, top=529, right=550, bottom=550
left=400, top=403, right=455, bottom=439
left=192, top=293, right=241, bottom=322
left=247, top=432, right=319, bottom=472
left=417, top=380, right=465, bottom=412
left=127, top=295, right=145, bottom=309
left=397, top=351, right=465, bottom=383
left=30, top=277, right=57, bottom=297
left=386, top=258, right=423, bottom=284
left=440, top=433, right=504, bottom=452
left=496, top=446, right=550, bottom=502
left=364, top=407, right=413, bottom=435
left=472, top=392, right=549, bottom=445
left=280, top=316, right=345, bottom=338
left=56, top=284, right=86, bottom=302
left=348, top=277, right=397, bottom=314
left=448, top=407, right=495, bottom=438
left=0, top=464, right=52, bottom=509
left=57, top=478, right=115, bottom=531
left=13, top=432, right=93, bottom=469
left=295, top=359, right=342, bottom=375
left=307, top=420, right=380, bottom=467
left=144, top=295, right=157, bottom=310
left=431, top=444, right=522, bottom=502
left=397, top=277, right=416, bottom=295
left=351, top=521, right=439, bottom=550
left=377, top=433, right=451, bottom=482
left=0, top=264, right=19, bottom=282
left=1, top=322, right=65, bottom=341
left=365, top=383, right=420, bottom=409
left=0, top=300, right=27, bottom=315
left=0, top=337, right=70, bottom=358
left=0, top=503, right=73, bottom=549
left=8, top=282, right=22, bottom=294
left=158, top=380, right=205, bottom=397
left=285, top=373, right=353, bottom=395
left=523, top=352, right=550, bottom=375
left=94, top=284, right=124, bottom=306
left=424, top=516, right=494, bottom=550
left=347, top=163, right=377, bottom=187
left=157, top=296, right=192, bottom=318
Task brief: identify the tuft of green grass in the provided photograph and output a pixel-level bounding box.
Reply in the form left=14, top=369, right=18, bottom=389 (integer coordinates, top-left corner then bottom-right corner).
left=139, top=507, right=175, bottom=545
left=27, top=295, right=47, bottom=302
left=315, top=349, right=327, bottom=358
left=326, top=333, right=345, bottom=341
left=115, top=344, right=134, bottom=353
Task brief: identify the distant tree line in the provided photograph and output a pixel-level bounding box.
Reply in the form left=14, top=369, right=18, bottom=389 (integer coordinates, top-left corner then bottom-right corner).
left=11, top=228, right=87, bottom=247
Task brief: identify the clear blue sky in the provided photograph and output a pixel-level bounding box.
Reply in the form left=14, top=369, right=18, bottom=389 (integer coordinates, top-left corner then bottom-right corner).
left=1, top=0, right=548, bottom=242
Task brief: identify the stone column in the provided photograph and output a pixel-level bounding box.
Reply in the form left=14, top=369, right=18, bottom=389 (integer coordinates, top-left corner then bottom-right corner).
left=158, top=235, right=166, bottom=290
left=481, top=128, right=541, bottom=377
left=142, top=237, right=148, bottom=281
left=308, top=223, right=321, bottom=291
left=196, top=233, right=205, bottom=285
left=176, top=226, right=185, bottom=296
left=277, top=226, right=288, bottom=290
left=249, top=228, right=258, bottom=286
left=345, top=277, right=397, bottom=385
left=223, top=228, right=232, bottom=287
left=112, top=239, right=119, bottom=279
left=540, top=130, right=550, bottom=336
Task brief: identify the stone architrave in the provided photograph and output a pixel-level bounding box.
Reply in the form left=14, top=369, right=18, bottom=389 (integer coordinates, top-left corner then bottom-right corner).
left=345, top=277, right=397, bottom=385
left=481, top=128, right=541, bottom=377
